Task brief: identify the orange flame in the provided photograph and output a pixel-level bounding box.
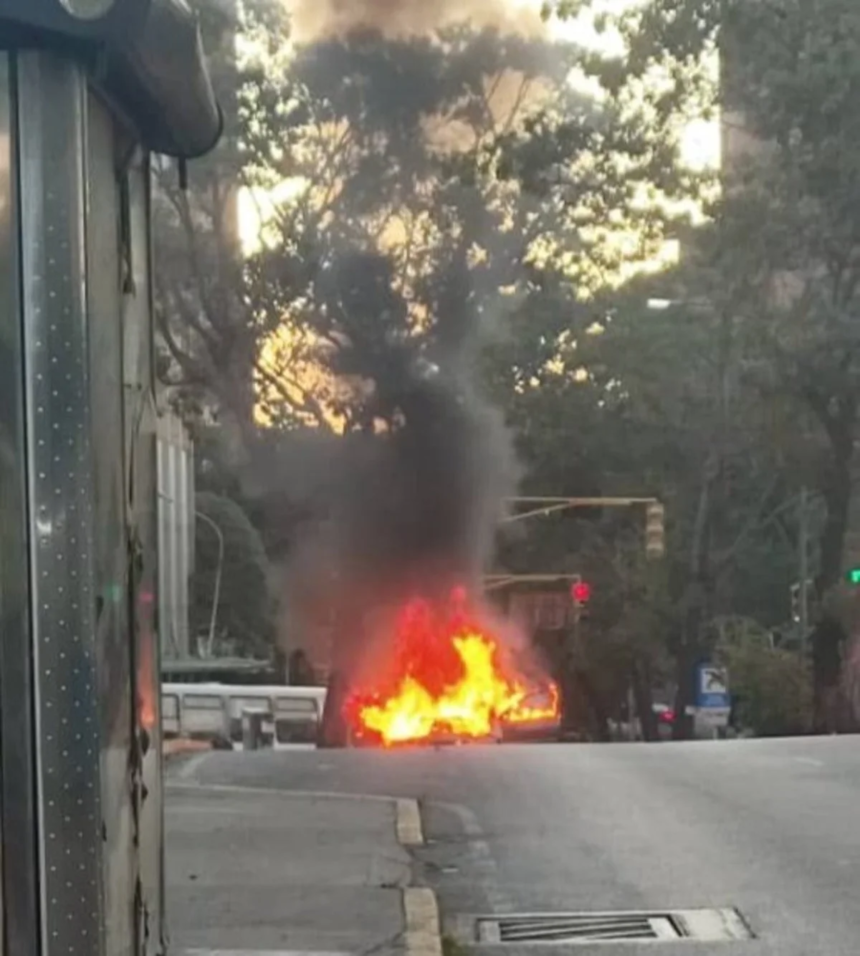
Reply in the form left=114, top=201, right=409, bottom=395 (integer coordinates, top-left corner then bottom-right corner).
left=346, top=595, right=560, bottom=746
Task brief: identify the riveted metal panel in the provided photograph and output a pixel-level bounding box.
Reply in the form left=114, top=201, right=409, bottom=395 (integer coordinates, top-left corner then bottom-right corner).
left=0, top=50, right=41, bottom=956
left=17, top=51, right=104, bottom=955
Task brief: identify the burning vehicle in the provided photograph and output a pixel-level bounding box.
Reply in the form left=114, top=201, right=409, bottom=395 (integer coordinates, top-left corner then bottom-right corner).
left=343, top=590, right=560, bottom=747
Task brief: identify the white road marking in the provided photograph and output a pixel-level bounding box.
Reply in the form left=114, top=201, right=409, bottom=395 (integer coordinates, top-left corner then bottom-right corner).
left=181, top=950, right=350, bottom=956
left=793, top=756, right=823, bottom=767
left=167, top=781, right=398, bottom=804
left=175, top=751, right=214, bottom=780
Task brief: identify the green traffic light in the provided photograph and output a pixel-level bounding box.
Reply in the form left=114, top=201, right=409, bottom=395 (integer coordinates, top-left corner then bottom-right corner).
left=847, top=568, right=860, bottom=585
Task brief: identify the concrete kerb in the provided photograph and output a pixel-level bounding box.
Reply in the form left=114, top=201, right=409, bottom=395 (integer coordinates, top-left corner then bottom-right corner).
left=404, top=888, right=443, bottom=956
left=396, top=802, right=443, bottom=956
left=166, top=780, right=442, bottom=956
left=396, top=798, right=425, bottom=847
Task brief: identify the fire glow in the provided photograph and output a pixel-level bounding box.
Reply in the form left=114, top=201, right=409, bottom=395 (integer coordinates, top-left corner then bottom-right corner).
left=345, top=593, right=560, bottom=746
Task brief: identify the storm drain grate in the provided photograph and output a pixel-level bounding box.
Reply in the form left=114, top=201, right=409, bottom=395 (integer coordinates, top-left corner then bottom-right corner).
left=476, top=908, right=752, bottom=944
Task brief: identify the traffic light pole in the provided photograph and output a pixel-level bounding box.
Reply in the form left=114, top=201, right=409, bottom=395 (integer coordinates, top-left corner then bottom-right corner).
left=503, top=496, right=661, bottom=523
left=799, top=485, right=809, bottom=652
left=501, top=496, right=666, bottom=559
left=484, top=572, right=585, bottom=591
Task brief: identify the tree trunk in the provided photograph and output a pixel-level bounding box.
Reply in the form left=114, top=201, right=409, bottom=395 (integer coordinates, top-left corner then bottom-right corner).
left=578, top=669, right=611, bottom=742
left=812, top=401, right=855, bottom=732
left=632, top=661, right=657, bottom=741
left=674, top=460, right=716, bottom=739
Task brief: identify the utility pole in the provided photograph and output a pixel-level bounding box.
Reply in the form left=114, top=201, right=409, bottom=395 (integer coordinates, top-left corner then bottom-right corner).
left=799, top=486, right=809, bottom=653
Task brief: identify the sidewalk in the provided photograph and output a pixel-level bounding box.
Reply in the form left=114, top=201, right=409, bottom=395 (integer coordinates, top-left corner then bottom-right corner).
left=166, top=783, right=434, bottom=956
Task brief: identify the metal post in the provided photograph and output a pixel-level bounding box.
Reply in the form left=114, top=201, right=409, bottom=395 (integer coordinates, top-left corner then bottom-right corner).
left=799, top=485, right=809, bottom=652
left=16, top=52, right=104, bottom=952
left=196, top=509, right=224, bottom=657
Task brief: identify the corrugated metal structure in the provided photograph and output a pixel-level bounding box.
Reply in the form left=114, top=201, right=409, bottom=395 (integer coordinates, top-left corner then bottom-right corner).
left=157, top=412, right=195, bottom=661
left=0, top=1, right=221, bottom=953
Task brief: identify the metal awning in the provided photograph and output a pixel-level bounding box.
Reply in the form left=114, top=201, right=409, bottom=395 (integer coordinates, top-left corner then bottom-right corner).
left=0, top=0, right=222, bottom=158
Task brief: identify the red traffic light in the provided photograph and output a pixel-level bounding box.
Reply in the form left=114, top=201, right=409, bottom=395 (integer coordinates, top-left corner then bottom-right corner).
left=571, top=580, right=592, bottom=604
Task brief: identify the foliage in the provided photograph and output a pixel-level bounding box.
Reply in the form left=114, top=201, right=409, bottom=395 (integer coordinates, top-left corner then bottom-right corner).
left=535, top=0, right=860, bottom=731
left=715, top=619, right=813, bottom=737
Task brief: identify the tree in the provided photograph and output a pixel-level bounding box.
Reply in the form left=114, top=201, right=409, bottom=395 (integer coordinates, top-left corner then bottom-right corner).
left=540, top=0, right=860, bottom=732
left=153, top=0, right=329, bottom=432
left=715, top=617, right=812, bottom=737
left=156, top=3, right=674, bottom=428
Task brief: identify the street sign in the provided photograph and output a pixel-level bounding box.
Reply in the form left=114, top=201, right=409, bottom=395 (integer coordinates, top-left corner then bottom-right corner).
left=697, top=707, right=731, bottom=730
left=696, top=664, right=730, bottom=710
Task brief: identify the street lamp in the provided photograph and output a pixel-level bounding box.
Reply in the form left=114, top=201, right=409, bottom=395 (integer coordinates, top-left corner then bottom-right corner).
left=195, top=509, right=224, bottom=658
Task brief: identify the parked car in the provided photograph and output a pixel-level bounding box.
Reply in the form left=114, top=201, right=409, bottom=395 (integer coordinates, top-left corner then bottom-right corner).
left=652, top=702, right=675, bottom=740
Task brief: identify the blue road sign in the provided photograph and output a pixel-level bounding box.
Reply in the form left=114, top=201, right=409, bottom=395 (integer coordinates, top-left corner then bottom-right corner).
left=696, top=664, right=730, bottom=710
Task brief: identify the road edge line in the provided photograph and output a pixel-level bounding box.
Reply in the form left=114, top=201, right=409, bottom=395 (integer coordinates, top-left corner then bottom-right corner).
left=166, top=781, right=395, bottom=803
left=404, top=887, right=443, bottom=956
left=396, top=798, right=425, bottom=846
left=173, top=751, right=215, bottom=780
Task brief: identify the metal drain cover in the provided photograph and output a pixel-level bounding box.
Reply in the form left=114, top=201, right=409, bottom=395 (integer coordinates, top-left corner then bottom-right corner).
left=476, top=908, right=752, bottom=944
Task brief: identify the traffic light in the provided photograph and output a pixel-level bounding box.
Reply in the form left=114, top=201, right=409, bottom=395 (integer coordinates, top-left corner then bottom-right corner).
left=846, top=568, right=860, bottom=585
left=645, top=501, right=665, bottom=559
left=571, top=579, right=592, bottom=606
left=570, top=576, right=592, bottom=626
left=790, top=581, right=801, bottom=622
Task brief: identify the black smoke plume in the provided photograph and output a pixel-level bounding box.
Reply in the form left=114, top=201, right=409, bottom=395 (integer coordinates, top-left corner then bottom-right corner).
left=232, top=15, right=564, bottom=729
left=245, top=249, right=519, bottom=616
left=320, top=253, right=517, bottom=599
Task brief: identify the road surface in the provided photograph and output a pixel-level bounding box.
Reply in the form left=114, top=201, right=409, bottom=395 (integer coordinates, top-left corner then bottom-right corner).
left=173, top=736, right=860, bottom=955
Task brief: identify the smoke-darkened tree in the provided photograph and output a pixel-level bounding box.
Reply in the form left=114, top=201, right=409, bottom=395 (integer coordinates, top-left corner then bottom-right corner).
left=244, top=24, right=596, bottom=430
left=155, top=1, right=651, bottom=432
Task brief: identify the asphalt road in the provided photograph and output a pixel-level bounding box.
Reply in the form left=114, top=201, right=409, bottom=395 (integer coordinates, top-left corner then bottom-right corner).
left=173, top=736, right=860, bottom=955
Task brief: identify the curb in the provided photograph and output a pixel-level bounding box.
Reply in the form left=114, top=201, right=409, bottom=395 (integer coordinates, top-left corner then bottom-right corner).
left=396, top=798, right=425, bottom=846
left=404, top=888, right=443, bottom=956
left=396, top=801, right=443, bottom=956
